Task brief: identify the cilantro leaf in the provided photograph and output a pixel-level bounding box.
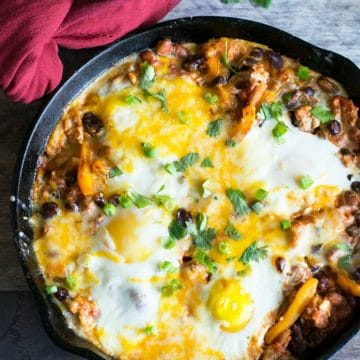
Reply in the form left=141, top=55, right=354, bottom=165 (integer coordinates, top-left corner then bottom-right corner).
left=168, top=219, right=187, bottom=240
left=201, top=157, right=214, bottom=168
left=226, top=188, right=251, bottom=216
left=221, top=0, right=241, bottom=3
left=253, top=0, right=272, bottom=8
left=139, top=61, right=155, bottom=90
left=109, top=166, right=123, bottom=178
left=239, top=241, right=268, bottom=265
left=225, top=139, right=237, bottom=147
left=311, top=106, right=335, bottom=124
left=207, top=119, right=223, bottom=137
left=224, top=222, right=242, bottom=240
left=193, top=228, right=217, bottom=249
left=258, top=101, right=283, bottom=122
left=335, top=243, right=353, bottom=270
left=258, top=103, right=272, bottom=122
left=269, top=101, right=283, bottom=121
left=173, top=152, right=199, bottom=172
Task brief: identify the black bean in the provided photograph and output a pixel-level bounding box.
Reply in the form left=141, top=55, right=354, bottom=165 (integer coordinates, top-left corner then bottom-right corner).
left=54, top=287, right=70, bottom=301
left=317, top=76, right=339, bottom=94
left=65, top=170, right=77, bottom=187
left=351, top=267, right=360, bottom=283
left=289, top=322, right=307, bottom=355
left=82, top=112, right=104, bottom=136
left=176, top=208, right=192, bottom=227
left=40, top=202, right=59, bottom=219
left=275, top=257, right=286, bottom=273
left=315, top=272, right=329, bottom=295
left=347, top=174, right=354, bottom=181
left=182, top=255, right=192, bottom=263
left=182, top=54, right=205, bottom=71
left=340, top=147, right=351, bottom=156
left=354, top=212, right=360, bottom=227
left=94, top=193, right=106, bottom=208
left=212, top=75, right=228, bottom=86
left=328, top=119, right=341, bottom=136
left=301, top=86, right=315, bottom=97
left=286, top=90, right=302, bottom=110
left=249, top=47, right=264, bottom=60
left=266, top=50, right=284, bottom=70
left=242, top=57, right=258, bottom=66
left=346, top=225, right=360, bottom=238
left=351, top=181, right=360, bottom=193
left=65, top=201, right=79, bottom=213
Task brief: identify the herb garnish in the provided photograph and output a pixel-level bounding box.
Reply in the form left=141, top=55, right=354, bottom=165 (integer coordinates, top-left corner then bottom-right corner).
left=168, top=219, right=187, bottom=240
left=297, top=65, right=310, bottom=81
left=207, top=119, right=223, bottom=137
left=141, top=142, right=156, bottom=158
left=172, top=152, right=200, bottom=172
left=299, top=175, right=314, bottom=189
left=195, top=249, right=218, bottom=274
left=204, top=92, right=219, bottom=105
left=109, top=166, right=123, bottom=178
left=224, top=222, right=242, bottom=240
left=226, top=188, right=251, bottom=216
left=124, top=94, right=142, bottom=105
left=103, top=203, right=116, bottom=216
left=201, top=157, right=215, bottom=168
left=280, top=219, right=291, bottom=230
left=239, top=241, right=268, bottom=265
left=193, top=228, right=217, bottom=250
left=225, top=139, right=237, bottom=147
left=159, top=261, right=178, bottom=273
left=128, top=191, right=152, bottom=208
left=144, top=89, right=168, bottom=112
left=220, top=41, right=238, bottom=74
left=177, top=111, right=191, bottom=124
left=139, top=61, right=155, bottom=90
left=335, top=243, right=353, bottom=270
left=311, top=106, right=335, bottom=124
left=161, top=279, right=183, bottom=296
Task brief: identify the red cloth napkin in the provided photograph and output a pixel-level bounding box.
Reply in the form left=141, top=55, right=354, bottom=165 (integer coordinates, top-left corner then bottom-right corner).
left=0, top=0, right=180, bottom=103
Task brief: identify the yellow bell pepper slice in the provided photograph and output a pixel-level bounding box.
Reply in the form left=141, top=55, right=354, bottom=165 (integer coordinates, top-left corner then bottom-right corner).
left=335, top=271, right=360, bottom=297
left=78, top=142, right=95, bottom=196
left=265, top=277, right=318, bottom=344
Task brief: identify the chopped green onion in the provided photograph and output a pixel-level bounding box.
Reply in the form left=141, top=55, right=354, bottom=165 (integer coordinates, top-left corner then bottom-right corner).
left=103, top=203, right=116, bottom=216
left=141, top=142, right=156, bottom=158
left=65, top=275, right=79, bottom=290
left=226, top=256, right=236, bottom=263
left=225, top=139, right=237, bottom=147
left=142, top=325, right=155, bottom=336
left=118, top=194, right=133, bottom=208
left=109, top=166, right=123, bottom=178
left=255, top=188, right=268, bottom=201
left=45, top=285, right=58, bottom=295
left=201, top=179, right=213, bottom=198
left=177, top=111, right=191, bottom=124
left=161, top=279, right=183, bottom=296
left=196, top=213, right=207, bottom=232
left=297, top=65, right=310, bottom=81
left=299, top=175, right=314, bottom=189
left=204, top=92, right=219, bottom=105
left=237, top=269, right=248, bottom=277
left=139, top=61, right=155, bottom=90
left=128, top=192, right=152, bottom=208
left=124, top=94, right=142, bottom=105
left=272, top=121, right=288, bottom=139
left=162, top=237, right=176, bottom=250
left=218, top=241, right=231, bottom=255
left=159, top=261, right=178, bottom=273
left=195, top=249, right=218, bottom=274
left=280, top=219, right=291, bottom=230
left=251, top=201, right=264, bottom=215
left=164, top=162, right=177, bottom=175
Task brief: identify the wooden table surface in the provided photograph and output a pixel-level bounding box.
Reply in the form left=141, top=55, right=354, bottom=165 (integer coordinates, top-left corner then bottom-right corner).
left=0, top=0, right=359, bottom=358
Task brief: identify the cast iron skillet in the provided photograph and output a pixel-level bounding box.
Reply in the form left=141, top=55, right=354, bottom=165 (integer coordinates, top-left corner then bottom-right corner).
left=11, top=16, right=360, bottom=360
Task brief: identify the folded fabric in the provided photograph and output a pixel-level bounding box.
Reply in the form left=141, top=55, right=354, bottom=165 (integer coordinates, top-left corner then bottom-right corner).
left=0, top=0, right=180, bottom=103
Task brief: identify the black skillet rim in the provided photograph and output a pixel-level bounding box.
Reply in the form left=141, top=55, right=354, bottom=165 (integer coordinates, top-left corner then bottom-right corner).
left=10, top=16, right=360, bottom=360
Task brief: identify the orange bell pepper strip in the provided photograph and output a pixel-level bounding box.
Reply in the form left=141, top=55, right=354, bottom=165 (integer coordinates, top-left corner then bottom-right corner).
left=78, top=142, right=95, bottom=196
left=265, top=277, right=318, bottom=344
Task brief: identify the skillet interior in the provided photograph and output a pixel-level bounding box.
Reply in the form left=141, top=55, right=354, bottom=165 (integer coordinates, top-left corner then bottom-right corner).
left=10, top=16, right=360, bottom=360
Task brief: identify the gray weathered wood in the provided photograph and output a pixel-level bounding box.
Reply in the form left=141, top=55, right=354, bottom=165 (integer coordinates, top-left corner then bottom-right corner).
left=0, top=0, right=359, bottom=358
